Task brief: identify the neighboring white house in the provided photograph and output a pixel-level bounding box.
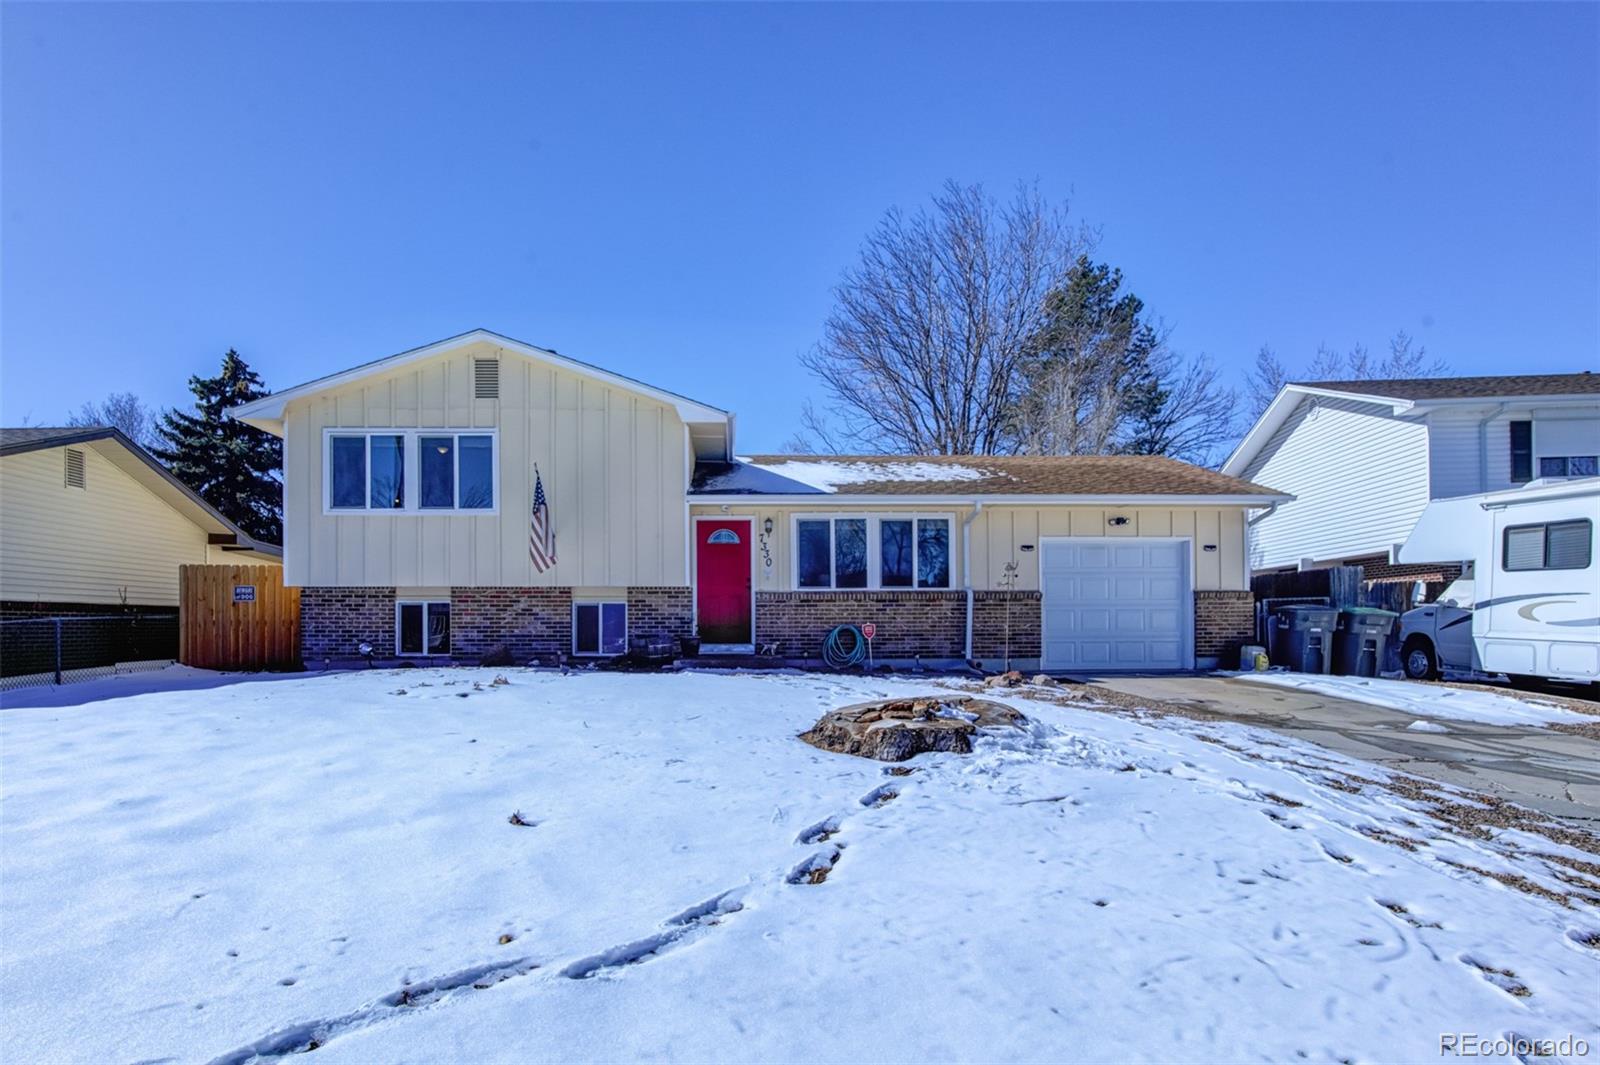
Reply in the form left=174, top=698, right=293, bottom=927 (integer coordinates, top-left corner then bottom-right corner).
left=1222, top=373, right=1600, bottom=576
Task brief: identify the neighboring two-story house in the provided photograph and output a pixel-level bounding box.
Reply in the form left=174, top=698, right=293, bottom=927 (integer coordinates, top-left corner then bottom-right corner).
left=228, top=329, right=1289, bottom=672
left=1223, top=373, right=1600, bottom=578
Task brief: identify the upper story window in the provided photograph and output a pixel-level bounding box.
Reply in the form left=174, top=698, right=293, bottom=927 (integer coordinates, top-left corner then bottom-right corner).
left=1503, top=519, right=1592, bottom=572
left=794, top=515, right=951, bottom=589
left=1538, top=455, right=1599, bottom=479
left=1508, top=421, right=1533, bottom=484
left=326, top=430, right=496, bottom=513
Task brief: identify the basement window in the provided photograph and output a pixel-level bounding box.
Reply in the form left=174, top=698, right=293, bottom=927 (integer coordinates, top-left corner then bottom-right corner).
left=396, top=601, right=450, bottom=656
left=573, top=601, right=627, bottom=656
left=63, top=448, right=86, bottom=489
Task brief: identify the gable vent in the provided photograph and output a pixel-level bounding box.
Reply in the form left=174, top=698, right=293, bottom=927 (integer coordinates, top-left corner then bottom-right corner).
left=64, top=448, right=86, bottom=489
left=474, top=358, right=500, bottom=400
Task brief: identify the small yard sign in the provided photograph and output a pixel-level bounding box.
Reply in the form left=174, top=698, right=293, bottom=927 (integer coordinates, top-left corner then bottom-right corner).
left=861, top=623, right=876, bottom=640
left=233, top=585, right=256, bottom=603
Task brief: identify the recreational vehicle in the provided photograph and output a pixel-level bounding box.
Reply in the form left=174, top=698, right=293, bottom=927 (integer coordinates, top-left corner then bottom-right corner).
left=1396, top=477, right=1598, bottom=687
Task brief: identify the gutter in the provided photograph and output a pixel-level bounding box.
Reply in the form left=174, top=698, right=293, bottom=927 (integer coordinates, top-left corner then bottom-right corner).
left=1477, top=402, right=1508, bottom=492
left=685, top=493, right=1292, bottom=507
left=962, top=502, right=984, bottom=663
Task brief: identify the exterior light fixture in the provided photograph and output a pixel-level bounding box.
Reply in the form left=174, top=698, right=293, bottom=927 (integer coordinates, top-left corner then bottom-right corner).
left=1108, top=515, right=1130, bottom=527
left=763, top=518, right=774, bottom=535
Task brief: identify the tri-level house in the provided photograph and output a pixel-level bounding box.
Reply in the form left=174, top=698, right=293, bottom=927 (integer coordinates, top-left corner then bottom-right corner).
left=228, top=329, right=1288, bottom=672
left=1224, top=373, right=1600, bottom=578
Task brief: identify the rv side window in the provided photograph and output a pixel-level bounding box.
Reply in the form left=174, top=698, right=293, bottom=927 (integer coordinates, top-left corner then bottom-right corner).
left=1502, top=519, right=1592, bottom=572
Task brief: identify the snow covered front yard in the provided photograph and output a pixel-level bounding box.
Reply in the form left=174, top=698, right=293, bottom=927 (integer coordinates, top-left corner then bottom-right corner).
left=3, top=670, right=1598, bottom=1063
left=1234, top=671, right=1594, bottom=728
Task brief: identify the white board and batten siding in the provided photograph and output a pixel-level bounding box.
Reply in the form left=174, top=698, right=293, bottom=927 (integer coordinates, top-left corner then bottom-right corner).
left=281, top=342, right=688, bottom=588
left=1242, top=397, right=1430, bottom=571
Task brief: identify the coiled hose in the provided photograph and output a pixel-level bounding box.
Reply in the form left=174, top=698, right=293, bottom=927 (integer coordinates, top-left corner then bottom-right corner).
left=821, top=624, right=867, bottom=670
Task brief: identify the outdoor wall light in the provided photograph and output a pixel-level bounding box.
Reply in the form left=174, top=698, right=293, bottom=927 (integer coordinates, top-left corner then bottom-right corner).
left=1019, top=544, right=1035, bottom=552
left=764, top=518, right=774, bottom=535
left=1203, top=544, right=1218, bottom=552
left=1107, top=516, right=1130, bottom=527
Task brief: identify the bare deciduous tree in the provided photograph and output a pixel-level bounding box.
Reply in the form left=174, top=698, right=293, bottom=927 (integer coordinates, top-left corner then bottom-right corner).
left=1244, top=332, right=1450, bottom=419
left=1121, top=352, right=1239, bottom=466
left=67, top=392, right=156, bottom=449
left=798, top=181, right=1092, bottom=454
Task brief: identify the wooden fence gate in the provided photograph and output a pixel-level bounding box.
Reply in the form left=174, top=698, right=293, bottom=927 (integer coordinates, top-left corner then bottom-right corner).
left=179, top=564, right=300, bottom=670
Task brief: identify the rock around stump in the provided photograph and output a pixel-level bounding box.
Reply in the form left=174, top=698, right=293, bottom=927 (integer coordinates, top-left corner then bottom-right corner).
left=799, top=695, right=1026, bottom=762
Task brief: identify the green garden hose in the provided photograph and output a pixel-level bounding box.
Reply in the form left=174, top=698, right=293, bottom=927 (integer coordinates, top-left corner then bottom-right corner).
left=822, top=624, right=867, bottom=670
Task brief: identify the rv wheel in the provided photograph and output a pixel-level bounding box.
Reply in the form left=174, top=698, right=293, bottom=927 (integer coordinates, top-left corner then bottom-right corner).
left=1402, top=638, right=1437, bottom=681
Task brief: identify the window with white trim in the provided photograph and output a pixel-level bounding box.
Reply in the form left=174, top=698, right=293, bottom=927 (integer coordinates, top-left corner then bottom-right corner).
left=794, top=515, right=951, bottom=589
left=326, top=430, right=495, bottom=513
left=396, top=600, right=450, bottom=655
left=573, top=601, right=627, bottom=655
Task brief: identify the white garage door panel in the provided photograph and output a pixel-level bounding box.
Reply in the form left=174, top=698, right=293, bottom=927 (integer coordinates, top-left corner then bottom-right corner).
left=1041, top=538, right=1191, bottom=672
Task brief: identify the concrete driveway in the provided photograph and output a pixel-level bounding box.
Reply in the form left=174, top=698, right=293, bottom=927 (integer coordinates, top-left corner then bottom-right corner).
left=1066, top=673, right=1600, bottom=827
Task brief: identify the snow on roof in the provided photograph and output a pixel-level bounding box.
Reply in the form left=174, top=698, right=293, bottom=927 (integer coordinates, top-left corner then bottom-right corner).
left=695, top=458, right=1001, bottom=495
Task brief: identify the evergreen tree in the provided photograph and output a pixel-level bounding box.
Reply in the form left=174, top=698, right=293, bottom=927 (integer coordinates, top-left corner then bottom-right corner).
left=154, top=350, right=283, bottom=543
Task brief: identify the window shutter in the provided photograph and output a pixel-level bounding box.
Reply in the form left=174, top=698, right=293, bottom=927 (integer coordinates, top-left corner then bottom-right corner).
left=473, top=359, right=500, bottom=399
left=64, top=448, right=86, bottom=489
left=1508, top=421, right=1532, bottom=483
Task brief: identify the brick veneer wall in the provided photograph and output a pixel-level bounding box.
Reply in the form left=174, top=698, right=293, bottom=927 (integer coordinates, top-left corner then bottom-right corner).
left=971, top=592, right=1042, bottom=664
left=1194, top=590, right=1254, bottom=665
left=1346, top=554, right=1464, bottom=585
left=450, top=587, right=573, bottom=663
left=627, top=587, right=694, bottom=646
left=300, top=587, right=396, bottom=662
left=755, top=591, right=968, bottom=659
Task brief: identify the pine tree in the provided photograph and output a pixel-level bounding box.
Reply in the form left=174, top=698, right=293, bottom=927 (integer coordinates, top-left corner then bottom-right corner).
left=154, top=350, right=283, bottom=543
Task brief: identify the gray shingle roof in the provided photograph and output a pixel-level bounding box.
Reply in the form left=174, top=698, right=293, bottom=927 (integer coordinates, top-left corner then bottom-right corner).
left=692, top=454, right=1283, bottom=497
left=1298, top=373, right=1600, bottom=401
left=0, top=426, right=116, bottom=453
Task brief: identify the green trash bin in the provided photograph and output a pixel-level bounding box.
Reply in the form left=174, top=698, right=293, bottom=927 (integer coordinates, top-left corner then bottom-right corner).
left=1267, top=605, right=1337, bottom=674
left=1333, top=607, right=1398, bottom=677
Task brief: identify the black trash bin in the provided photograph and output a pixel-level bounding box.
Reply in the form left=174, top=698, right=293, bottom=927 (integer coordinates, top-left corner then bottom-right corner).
left=1332, top=607, right=1398, bottom=677
left=1267, top=605, right=1337, bottom=674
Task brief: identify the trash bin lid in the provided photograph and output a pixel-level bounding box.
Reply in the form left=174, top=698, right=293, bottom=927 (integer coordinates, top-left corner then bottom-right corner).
left=1340, top=607, right=1398, bottom=618
left=1278, top=604, right=1335, bottom=615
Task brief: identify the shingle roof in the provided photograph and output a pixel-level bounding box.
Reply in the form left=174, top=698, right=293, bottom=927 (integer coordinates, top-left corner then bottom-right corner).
left=692, top=454, right=1284, bottom=498
left=0, top=426, right=115, bottom=453
left=1298, top=373, right=1600, bottom=401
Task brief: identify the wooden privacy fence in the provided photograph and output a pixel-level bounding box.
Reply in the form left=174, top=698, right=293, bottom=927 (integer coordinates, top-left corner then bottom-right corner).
left=179, top=564, right=300, bottom=670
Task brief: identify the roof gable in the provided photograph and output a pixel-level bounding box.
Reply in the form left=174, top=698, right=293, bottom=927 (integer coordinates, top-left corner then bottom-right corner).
left=0, top=426, right=280, bottom=555
left=227, top=329, right=731, bottom=438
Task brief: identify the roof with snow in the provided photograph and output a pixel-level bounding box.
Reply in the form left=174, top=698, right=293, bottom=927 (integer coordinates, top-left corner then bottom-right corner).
left=690, top=454, right=1286, bottom=501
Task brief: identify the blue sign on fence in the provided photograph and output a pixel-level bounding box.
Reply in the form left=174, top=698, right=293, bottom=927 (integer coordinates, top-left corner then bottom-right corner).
left=233, top=585, right=256, bottom=603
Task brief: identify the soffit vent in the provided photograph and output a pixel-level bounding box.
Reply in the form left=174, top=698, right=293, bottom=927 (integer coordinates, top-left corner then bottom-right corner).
left=474, top=358, right=500, bottom=400
left=64, top=448, right=86, bottom=489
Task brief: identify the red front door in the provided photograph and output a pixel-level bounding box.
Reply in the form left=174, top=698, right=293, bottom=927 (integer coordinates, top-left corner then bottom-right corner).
left=696, top=519, right=752, bottom=646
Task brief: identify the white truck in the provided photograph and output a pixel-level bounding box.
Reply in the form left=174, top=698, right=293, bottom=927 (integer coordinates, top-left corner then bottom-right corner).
left=1396, top=477, right=1598, bottom=688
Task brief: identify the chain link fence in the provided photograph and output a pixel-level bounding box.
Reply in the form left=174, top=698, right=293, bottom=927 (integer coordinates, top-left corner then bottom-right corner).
left=0, top=613, right=179, bottom=692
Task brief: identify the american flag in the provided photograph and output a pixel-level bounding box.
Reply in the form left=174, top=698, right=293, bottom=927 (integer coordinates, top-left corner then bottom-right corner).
left=530, top=469, right=556, bottom=573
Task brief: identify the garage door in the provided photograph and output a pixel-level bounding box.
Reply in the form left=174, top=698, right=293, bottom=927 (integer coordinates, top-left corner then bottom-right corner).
left=1040, top=539, right=1190, bottom=672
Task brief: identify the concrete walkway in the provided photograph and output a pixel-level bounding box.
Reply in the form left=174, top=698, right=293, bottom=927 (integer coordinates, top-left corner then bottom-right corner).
left=1066, top=673, right=1600, bottom=827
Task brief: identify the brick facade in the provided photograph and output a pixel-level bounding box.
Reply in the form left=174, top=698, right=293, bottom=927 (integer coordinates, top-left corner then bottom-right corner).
left=450, top=587, right=573, bottom=663
left=1194, top=590, right=1255, bottom=666
left=970, top=592, right=1042, bottom=666
left=1344, top=554, right=1464, bottom=585
left=754, top=591, right=968, bottom=660
left=300, top=587, right=397, bottom=663
left=626, top=587, right=694, bottom=647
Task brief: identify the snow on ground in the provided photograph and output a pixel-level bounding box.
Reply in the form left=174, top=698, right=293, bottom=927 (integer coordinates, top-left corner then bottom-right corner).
left=3, top=669, right=1597, bottom=1064
left=1234, top=671, right=1593, bottom=728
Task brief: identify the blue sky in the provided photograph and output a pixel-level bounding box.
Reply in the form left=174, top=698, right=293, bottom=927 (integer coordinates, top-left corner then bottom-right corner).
left=3, top=3, right=1595, bottom=450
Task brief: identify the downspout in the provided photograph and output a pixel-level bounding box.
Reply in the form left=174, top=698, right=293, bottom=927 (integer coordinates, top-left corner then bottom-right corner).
left=962, top=502, right=984, bottom=664
left=1477, top=402, right=1508, bottom=492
